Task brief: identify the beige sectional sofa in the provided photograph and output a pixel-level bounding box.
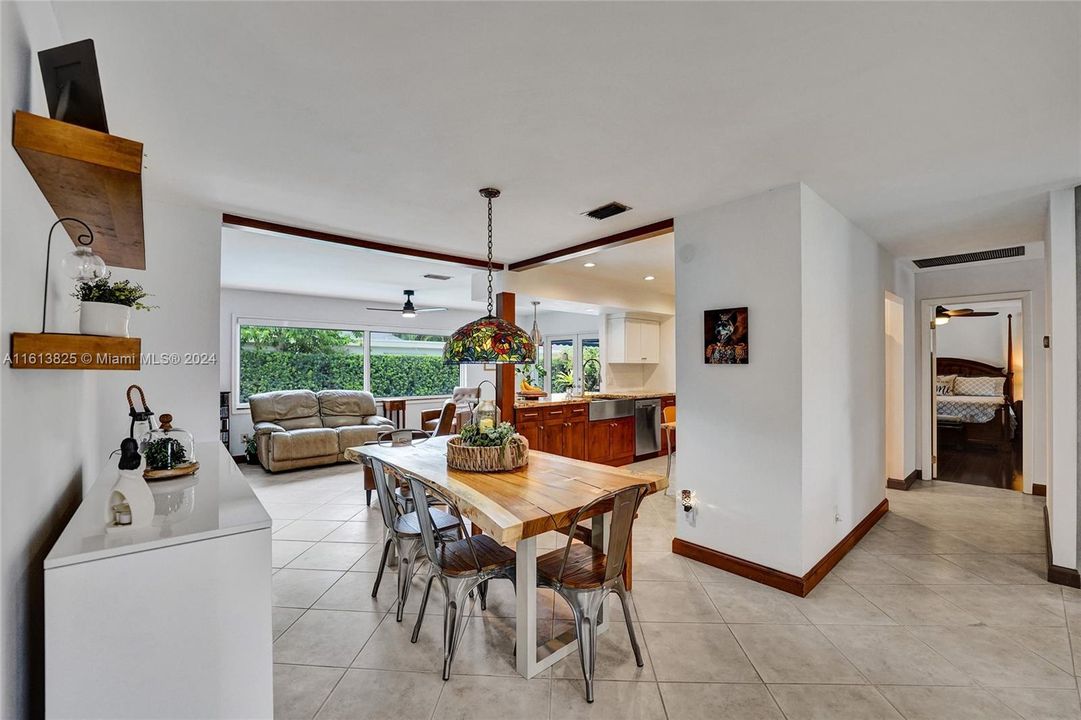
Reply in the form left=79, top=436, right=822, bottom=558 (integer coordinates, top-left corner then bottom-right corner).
left=249, top=389, right=394, bottom=473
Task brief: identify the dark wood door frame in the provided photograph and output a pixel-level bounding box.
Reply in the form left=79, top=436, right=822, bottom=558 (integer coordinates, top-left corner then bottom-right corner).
left=222, top=213, right=501, bottom=271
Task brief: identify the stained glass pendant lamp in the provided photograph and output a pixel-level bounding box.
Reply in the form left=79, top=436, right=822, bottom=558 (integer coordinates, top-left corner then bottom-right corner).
left=443, top=188, right=536, bottom=365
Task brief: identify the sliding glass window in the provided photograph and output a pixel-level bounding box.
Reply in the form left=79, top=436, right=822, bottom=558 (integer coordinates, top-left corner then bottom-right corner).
left=235, top=321, right=462, bottom=408
left=369, top=332, right=459, bottom=398
left=237, top=323, right=365, bottom=403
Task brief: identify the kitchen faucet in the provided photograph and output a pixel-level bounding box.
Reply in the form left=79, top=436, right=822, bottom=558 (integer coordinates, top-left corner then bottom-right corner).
left=579, top=357, right=602, bottom=395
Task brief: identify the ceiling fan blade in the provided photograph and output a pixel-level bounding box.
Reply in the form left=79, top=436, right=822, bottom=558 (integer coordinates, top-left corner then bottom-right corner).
left=959, top=311, right=999, bottom=317
left=945, top=308, right=974, bottom=316
left=365, top=307, right=403, bottom=312
left=415, top=307, right=448, bottom=313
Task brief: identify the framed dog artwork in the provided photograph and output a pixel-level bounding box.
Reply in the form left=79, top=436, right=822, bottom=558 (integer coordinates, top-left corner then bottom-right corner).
left=704, top=307, right=749, bottom=364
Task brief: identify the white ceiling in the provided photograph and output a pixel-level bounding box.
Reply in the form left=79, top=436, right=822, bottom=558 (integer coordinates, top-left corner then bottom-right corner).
left=220, top=226, right=484, bottom=311
left=54, top=2, right=1080, bottom=260
left=221, top=225, right=627, bottom=315
left=547, top=233, right=675, bottom=295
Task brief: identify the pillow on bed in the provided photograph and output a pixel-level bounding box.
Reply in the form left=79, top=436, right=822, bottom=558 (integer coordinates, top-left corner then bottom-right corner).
left=935, top=374, right=957, bottom=395
left=953, top=375, right=1005, bottom=397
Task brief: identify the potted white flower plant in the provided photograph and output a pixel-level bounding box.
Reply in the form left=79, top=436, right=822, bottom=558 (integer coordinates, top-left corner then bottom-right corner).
left=73, top=274, right=153, bottom=337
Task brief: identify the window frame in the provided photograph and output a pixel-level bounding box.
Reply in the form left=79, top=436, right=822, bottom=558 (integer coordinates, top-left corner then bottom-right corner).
left=231, top=314, right=462, bottom=413
left=542, top=332, right=601, bottom=395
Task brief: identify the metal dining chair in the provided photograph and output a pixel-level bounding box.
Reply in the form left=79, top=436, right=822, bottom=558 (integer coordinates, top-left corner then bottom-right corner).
left=536, top=484, right=649, bottom=703
left=406, top=474, right=517, bottom=681
left=368, top=454, right=461, bottom=622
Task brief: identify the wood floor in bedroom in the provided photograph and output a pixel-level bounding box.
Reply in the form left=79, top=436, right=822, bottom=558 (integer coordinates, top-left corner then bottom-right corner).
left=936, top=445, right=1023, bottom=492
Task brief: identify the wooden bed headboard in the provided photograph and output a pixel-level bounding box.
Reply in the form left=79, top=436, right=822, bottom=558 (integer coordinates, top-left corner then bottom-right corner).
left=934, top=312, right=1015, bottom=403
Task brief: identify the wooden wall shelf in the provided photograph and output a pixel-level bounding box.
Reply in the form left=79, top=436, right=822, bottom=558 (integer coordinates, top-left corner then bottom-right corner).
left=12, top=111, right=145, bottom=269
left=9, top=333, right=141, bottom=370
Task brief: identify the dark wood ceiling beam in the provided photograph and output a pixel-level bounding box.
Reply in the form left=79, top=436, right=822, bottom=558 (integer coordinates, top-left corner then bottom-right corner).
left=507, top=218, right=674, bottom=272
left=221, top=213, right=502, bottom=271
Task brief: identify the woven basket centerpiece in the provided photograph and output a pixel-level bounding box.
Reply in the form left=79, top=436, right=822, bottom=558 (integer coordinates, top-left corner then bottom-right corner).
left=446, top=433, right=529, bottom=472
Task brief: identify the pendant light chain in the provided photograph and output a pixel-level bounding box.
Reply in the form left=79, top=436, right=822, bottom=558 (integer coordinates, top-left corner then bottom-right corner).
left=486, top=194, right=494, bottom=317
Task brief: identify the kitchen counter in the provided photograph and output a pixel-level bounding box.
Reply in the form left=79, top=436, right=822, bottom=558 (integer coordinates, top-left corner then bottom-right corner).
left=513, top=393, right=590, bottom=409
left=513, top=390, right=674, bottom=409
left=585, top=391, right=675, bottom=400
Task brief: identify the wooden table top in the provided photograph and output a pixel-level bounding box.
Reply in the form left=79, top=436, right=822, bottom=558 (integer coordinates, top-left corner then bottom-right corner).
left=346, top=437, right=667, bottom=545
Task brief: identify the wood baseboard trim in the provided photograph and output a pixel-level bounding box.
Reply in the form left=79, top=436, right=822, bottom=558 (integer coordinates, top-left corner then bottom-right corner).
left=672, top=537, right=805, bottom=595
left=886, top=469, right=921, bottom=491
left=1032, top=483, right=1047, bottom=497
left=672, top=498, right=889, bottom=597
left=1043, top=505, right=1081, bottom=588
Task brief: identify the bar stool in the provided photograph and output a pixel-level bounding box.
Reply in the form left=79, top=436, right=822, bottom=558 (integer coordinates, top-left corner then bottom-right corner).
left=662, top=405, right=676, bottom=480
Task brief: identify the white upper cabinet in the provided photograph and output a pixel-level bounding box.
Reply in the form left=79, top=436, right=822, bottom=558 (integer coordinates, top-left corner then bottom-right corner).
left=606, top=316, right=660, bottom=364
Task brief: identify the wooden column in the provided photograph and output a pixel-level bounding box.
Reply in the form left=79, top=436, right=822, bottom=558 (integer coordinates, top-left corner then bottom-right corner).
left=495, top=292, right=516, bottom=422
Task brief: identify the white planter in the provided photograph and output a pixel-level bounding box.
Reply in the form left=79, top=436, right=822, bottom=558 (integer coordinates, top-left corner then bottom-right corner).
left=80, top=301, right=132, bottom=337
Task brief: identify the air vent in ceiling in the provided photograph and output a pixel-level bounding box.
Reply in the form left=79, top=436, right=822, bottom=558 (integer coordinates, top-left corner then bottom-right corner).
left=584, top=202, right=632, bottom=220
left=912, top=246, right=1025, bottom=269
left=423, top=273, right=453, bottom=280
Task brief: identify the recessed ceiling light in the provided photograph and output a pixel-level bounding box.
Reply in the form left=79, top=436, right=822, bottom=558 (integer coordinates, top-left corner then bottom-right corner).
left=643, top=275, right=655, bottom=281
left=583, top=262, right=596, bottom=268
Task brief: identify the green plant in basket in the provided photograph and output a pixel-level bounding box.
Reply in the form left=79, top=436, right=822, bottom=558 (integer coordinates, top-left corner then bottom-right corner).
left=458, top=421, right=516, bottom=448
left=144, top=437, right=188, bottom=470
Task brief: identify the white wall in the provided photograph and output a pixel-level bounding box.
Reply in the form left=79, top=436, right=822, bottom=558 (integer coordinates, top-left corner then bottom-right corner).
left=219, top=288, right=483, bottom=453
left=1045, top=188, right=1077, bottom=570
left=799, top=186, right=890, bottom=570
left=674, top=184, right=896, bottom=576
left=95, top=200, right=222, bottom=465
left=893, top=263, right=919, bottom=478
left=1, top=5, right=96, bottom=716
left=674, top=184, right=805, bottom=574
left=935, top=304, right=1022, bottom=381
left=915, top=257, right=1048, bottom=495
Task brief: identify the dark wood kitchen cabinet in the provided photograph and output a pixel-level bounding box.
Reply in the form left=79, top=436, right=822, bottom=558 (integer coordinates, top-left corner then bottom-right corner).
left=586, top=417, right=635, bottom=467
left=514, top=403, right=587, bottom=460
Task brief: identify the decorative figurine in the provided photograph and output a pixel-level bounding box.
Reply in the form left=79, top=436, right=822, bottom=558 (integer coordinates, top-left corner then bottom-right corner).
left=106, top=437, right=154, bottom=531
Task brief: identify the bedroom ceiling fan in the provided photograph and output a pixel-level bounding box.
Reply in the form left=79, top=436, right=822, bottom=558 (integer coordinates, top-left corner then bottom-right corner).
left=934, top=305, right=999, bottom=325
left=366, top=290, right=447, bottom=318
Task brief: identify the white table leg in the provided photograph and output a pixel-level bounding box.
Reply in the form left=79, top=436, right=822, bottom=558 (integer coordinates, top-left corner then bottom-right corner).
left=515, top=517, right=613, bottom=679
left=515, top=535, right=538, bottom=678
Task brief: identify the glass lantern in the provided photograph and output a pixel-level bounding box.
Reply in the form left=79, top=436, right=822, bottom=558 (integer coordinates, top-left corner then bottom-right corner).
left=62, top=245, right=107, bottom=281
left=472, top=380, right=500, bottom=430
left=141, top=413, right=196, bottom=471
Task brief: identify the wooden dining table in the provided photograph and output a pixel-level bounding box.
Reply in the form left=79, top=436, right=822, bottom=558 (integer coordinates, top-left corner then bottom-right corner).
left=345, top=436, right=667, bottom=679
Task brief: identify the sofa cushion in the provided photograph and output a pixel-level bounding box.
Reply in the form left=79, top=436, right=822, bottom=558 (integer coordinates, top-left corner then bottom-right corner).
left=335, top=425, right=387, bottom=453
left=270, top=427, right=339, bottom=461
left=318, top=390, right=380, bottom=428
left=250, top=390, right=322, bottom=431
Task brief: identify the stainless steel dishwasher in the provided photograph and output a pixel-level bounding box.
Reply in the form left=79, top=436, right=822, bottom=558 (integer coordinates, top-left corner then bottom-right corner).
left=634, top=398, right=661, bottom=456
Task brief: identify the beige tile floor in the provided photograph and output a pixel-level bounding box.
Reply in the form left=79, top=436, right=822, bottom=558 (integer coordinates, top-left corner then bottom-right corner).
left=244, top=458, right=1081, bottom=720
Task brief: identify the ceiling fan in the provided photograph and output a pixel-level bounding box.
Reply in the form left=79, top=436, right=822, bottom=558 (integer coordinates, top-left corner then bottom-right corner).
left=367, top=290, right=447, bottom=318
left=934, top=305, right=999, bottom=325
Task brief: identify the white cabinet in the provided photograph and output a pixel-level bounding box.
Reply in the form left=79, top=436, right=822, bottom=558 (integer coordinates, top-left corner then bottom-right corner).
left=45, top=443, right=273, bottom=719
left=606, top=316, right=661, bottom=364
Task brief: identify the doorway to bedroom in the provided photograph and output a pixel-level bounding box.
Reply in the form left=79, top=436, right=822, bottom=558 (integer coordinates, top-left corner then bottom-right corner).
left=924, top=295, right=1027, bottom=491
